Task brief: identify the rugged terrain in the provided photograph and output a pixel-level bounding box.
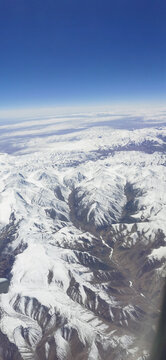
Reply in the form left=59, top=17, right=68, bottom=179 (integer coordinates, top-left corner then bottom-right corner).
left=0, top=112, right=166, bottom=360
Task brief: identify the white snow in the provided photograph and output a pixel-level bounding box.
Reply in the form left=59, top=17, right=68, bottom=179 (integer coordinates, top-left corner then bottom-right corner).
left=0, top=112, right=165, bottom=359
left=0, top=278, right=8, bottom=283
left=149, top=246, right=166, bottom=261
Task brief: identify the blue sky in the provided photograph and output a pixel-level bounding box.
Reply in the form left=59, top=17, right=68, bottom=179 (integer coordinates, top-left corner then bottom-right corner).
left=0, top=0, right=165, bottom=109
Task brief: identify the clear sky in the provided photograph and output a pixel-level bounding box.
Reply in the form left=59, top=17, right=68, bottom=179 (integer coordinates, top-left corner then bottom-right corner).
left=0, top=0, right=165, bottom=110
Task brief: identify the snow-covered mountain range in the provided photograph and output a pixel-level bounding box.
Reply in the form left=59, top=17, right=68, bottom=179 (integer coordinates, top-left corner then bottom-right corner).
left=0, top=111, right=166, bottom=360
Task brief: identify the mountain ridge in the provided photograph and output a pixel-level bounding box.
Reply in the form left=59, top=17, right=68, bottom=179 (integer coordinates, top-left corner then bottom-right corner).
left=0, top=124, right=165, bottom=360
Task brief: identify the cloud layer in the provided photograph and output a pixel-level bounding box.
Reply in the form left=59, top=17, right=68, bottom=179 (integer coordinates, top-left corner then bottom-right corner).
left=0, top=106, right=166, bottom=155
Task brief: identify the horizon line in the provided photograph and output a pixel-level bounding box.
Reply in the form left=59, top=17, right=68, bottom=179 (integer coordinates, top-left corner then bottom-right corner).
left=0, top=101, right=166, bottom=120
